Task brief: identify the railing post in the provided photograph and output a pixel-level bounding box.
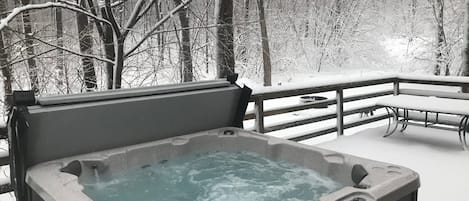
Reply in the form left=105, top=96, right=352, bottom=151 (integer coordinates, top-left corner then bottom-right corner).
left=393, top=79, right=400, bottom=95
left=254, top=97, right=265, bottom=133
left=336, top=88, right=344, bottom=136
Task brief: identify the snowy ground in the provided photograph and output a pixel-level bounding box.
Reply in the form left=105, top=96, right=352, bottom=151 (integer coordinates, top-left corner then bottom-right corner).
left=317, top=125, right=469, bottom=201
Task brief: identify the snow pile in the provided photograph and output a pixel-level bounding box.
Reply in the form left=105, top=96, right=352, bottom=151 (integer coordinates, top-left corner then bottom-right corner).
left=377, top=94, right=469, bottom=115
left=317, top=126, right=469, bottom=201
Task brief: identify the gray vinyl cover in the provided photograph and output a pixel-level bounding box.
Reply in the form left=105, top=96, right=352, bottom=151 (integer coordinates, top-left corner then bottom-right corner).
left=19, top=80, right=244, bottom=168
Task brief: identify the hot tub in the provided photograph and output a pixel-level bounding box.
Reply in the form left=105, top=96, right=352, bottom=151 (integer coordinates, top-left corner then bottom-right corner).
left=26, top=127, right=419, bottom=201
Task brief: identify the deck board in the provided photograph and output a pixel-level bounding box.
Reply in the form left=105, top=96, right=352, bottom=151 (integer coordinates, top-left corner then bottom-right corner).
left=316, top=126, right=469, bottom=201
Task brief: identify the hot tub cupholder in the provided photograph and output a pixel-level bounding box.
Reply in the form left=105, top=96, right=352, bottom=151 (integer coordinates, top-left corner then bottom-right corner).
left=218, top=129, right=238, bottom=137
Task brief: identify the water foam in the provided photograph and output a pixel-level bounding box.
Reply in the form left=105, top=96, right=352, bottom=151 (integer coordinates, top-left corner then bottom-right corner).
left=83, top=151, right=343, bottom=201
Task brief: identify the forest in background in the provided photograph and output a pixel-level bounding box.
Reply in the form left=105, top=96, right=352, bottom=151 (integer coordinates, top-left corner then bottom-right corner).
left=0, top=0, right=468, bottom=105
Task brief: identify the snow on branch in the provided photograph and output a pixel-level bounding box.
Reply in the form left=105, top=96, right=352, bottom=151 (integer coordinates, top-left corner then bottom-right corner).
left=124, top=0, right=193, bottom=58
left=0, top=2, right=112, bottom=31
left=32, top=36, right=115, bottom=64
left=134, top=0, right=158, bottom=24
left=122, top=0, right=146, bottom=38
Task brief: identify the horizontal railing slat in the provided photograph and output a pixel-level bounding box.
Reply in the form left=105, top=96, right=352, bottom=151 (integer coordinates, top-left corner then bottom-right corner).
left=0, top=126, right=7, bottom=140
left=0, top=155, right=9, bottom=167
left=245, top=90, right=392, bottom=120
left=263, top=105, right=382, bottom=133
left=0, top=179, right=12, bottom=194
left=264, top=112, right=336, bottom=133
left=0, top=126, right=9, bottom=168
left=398, top=77, right=469, bottom=87
left=288, top=113, right=390, bottom=141
left=343, top=112, right=390, bottom=129
left=245, top=99, right=335, bottom=120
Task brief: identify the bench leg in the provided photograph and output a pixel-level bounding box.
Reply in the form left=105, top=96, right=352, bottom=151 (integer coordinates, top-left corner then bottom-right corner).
left=385, top=107, right=391, bottom=133
left=384, top=107, right=399, bottom=138
left=463, top=116, right=468, bottom=150
left=400, top=109, right=409, bottom=133
left=458, top=116, right=468, bottom=151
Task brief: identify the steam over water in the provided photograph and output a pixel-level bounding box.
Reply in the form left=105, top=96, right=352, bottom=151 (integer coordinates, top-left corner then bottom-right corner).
left=83, top=151, right=343, bottom=201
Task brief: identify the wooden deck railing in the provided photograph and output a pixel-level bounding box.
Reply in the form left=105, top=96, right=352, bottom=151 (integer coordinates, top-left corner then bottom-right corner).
left=1, top=74, right=469, bottom=198
left=245, top=74, right=469, bottom=141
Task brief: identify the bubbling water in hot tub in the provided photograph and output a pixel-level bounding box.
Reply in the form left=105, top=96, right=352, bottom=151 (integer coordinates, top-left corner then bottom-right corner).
left=83, top=151, right=343, bottom=201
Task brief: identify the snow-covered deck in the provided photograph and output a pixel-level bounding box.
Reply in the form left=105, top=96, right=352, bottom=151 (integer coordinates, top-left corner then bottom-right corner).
left=316, top=125, right=469, bottom=201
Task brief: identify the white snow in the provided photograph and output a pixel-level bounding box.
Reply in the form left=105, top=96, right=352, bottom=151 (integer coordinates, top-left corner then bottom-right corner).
left=244, top=73, right=469, bottom=97
left=316, top=125, right=469, bottom=201
left=398, top=74, right=469, bottom=84
left=377, top=94, right=469, bottom=115
left=250, top=73, right=396, bottom=95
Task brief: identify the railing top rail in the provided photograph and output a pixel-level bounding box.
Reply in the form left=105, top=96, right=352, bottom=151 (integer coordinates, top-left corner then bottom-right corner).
left=397, top=74, right=469, bottom=86
left=248, top=74, right=469, bottom=101
left=250, top=75, right=396, bottom=101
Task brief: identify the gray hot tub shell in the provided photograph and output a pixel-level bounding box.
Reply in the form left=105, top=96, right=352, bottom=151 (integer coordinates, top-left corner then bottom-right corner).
left=26, top=127, right=419, bottom=201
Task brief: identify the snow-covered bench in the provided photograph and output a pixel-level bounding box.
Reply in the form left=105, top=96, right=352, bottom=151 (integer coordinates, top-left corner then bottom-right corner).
left=376, top=94, right=469, bottom=150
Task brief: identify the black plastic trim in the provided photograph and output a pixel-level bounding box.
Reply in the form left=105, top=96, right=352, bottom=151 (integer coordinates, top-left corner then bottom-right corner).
left=233, top=86, right=252, bottom=128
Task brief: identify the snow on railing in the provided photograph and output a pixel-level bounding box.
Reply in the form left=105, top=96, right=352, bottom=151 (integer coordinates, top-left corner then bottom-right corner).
left=247, top=74, right=469, bottom=139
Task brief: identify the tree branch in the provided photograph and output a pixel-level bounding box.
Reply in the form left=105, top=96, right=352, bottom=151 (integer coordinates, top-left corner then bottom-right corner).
left=1, top=48, right=55, bottom=68
left=0, top=2, right=112, bottom=31
left=87, top=0, right=105, bottom=39
left=104, top=0, right=122, bottom=38
left=122, top=0, right=146, bottom=38
left=124, top=0, right=193, bottom=58
left=134, top=0, right=158, bottom=24
left=33, top=36, right=114, bottom=64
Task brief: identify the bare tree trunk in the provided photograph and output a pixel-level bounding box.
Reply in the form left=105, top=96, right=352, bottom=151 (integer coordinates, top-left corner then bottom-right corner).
left=304, top=0, right=310, bottom=38
left=410, top=0, right=417, bottom=39
left=205, top=0, right=210, bottom=73
left=0, top=0, right=12, bottom=108
left=243, top=0, right=250, bottom=36
left=154, top=0, right=161, bottom=83
left=101, top=4, right=123, bottom=90
left=76, top=0, right=97, bottom=91
left=215, top=0, right=235, bottom=78
left=156, top=0, right=164, bottom=71
left=115, top=38, right=125, bottom=89
left=239, top=0, right=249, bottom=65
left=0, top=33, right=12, bottom=105
left=173, top=0, right=193, bottom=82
left=433, top=0, right=449, bottom=76
left=21, top=0, right=40, bottom=93
left=173, top=23, right=183, bottom=82
left=55, top=1, right=69, bottom=93
left=461, top=0, right=469, bottom=92
left=159, top=1, right=166, bottom=68
left=100, top=7, right=117, bottom=89
left=333, top=0, right=344, bottom=68
left=257, top=0, right=272, bottom=86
